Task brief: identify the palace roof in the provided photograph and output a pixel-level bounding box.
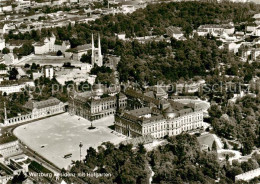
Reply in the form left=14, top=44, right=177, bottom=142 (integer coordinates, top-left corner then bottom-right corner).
left=25, top=98, right=61, bottom=110
left=128, top=107, right=151, bottom=116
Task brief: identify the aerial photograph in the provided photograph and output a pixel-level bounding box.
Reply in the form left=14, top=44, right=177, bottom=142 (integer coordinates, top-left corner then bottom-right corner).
left=0, top=0, right=260, bottom=183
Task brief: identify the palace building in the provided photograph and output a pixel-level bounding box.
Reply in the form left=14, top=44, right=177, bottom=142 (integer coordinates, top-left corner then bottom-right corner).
left=24, top=98, right=64, bottom=119
left=3, top=98, right=64, bottom=126
left=114, top=89, right=204, bottom=138
left=68, top=85, right=127, bottom=121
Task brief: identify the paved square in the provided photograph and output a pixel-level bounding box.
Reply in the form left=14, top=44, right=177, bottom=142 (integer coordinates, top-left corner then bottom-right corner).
left=13, top=113, right=126, bottom=169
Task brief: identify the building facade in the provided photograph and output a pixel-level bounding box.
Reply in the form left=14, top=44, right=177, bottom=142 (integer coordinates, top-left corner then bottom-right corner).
left=0, top=38, right=5, bottom=51
left=44, top=66, right=54, bottom=79
left=115, top=89, right=204, bottom=138
left=24, top=98, right=64, bottom=119
left=115, top=105, right=203, bottom=138
left=34, top=34, right=70, bottom=55
left=0, top=140, right=21, bottom=158
left=3, top=98, right=64, bottom=126
left=235, top=168, right=260, bottom=182
left=69, top=91, right=127, bottom=121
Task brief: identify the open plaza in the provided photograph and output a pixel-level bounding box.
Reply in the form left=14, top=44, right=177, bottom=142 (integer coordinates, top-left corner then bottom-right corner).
left=13, top=113, right=127, bottom=169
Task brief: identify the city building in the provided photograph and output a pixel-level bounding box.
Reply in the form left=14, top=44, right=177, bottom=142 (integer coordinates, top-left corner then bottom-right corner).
left=3, top=53, right=18, bottom=65
left=0, top=81, right=34, bottom=95
left=166, top=26, right=185, bottom=40
left=198, top=23, right=234, bottom=36
left=71, top=44, right=92, bottom=61
left=34, top=34, right=56, bottom=54
left=0, top=140, right=21, bottom=158
left=55, top=40, right=71, bottom=54
left=0, top=24, right=8, bottom=34
left=0, top=38, right=5, bottom=51
left=235, top=168, right=260, bottom=182
left=43, top=66, right=54, bottom=79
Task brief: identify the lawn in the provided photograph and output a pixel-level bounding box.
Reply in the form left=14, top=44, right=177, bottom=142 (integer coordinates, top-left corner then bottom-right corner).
left=13, top=113, right=126, bottom=169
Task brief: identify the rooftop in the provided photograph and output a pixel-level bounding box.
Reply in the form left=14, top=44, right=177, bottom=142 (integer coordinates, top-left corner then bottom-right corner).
left=25, top=98, right=61, bottom=110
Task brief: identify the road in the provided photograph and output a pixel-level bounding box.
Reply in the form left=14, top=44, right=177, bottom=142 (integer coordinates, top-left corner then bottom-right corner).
left=19, top=142, right=60, bottom=174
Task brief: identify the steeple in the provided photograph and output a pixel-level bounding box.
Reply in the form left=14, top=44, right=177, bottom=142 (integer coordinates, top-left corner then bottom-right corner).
left=91, top=33, right=94, bottom=66
left=98, top=33, right=101, bottom=57
left=91, top=33, right=103, bottom=67
left=4, top=102, right=7, bottom=120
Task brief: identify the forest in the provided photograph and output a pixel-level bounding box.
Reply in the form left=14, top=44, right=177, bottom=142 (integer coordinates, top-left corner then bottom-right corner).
left=64, top=134, right=260, bottom=184
left=209, top=94, right=260, bottom=155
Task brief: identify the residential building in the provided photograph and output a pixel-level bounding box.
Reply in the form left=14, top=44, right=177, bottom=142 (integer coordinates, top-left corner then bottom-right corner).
left=55, top=40, right=71, bottom=54
left=71, top=44, right=92, bottom=61
left=0, top=141, right=21, bottom=158
left=0, top=24, right=8, bottom=35
left=0, top=38, right=5, bottom=51
left=34, top=34, right=56, bottom=54
left=235, top=168, right=260, bottom=182
left=166, top=26, right=185, bottom=40
left=255, top=27, right=260, bottom=36
left=0, top=81, right=34, bottom=95
left=44, top=66, right=54, bottom=79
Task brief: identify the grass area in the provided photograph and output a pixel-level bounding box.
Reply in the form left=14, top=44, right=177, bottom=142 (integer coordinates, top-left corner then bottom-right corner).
left=219, top=151, right=236, bottom=158
left=0, top=135, right=17, bottom=144
left=0, top=163, right=13, bottom=175
left=29, top=160, right=53, bottom=174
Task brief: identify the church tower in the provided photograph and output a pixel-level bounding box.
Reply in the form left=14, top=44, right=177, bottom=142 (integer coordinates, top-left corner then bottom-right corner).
left=91, top=33, right=95, bottom=66
left=4, top=102, right=7, bottom=121
left=91, top=34, right=103, bottom=67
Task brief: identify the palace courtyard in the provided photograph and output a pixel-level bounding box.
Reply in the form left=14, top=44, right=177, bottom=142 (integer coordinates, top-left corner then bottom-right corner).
left=13, top=113, right=127, bottom=169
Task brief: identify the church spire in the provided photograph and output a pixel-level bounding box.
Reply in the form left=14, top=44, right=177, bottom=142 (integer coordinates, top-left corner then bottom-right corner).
left=91, top=33, right=94, bottom=66
left=98, top=33, right=101, bottom=57
left=92, top=33, right=94, bottom=55
left=4, top=102, right=7, bottom=120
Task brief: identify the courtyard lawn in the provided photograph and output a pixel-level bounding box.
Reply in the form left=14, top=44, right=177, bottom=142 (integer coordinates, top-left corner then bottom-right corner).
left=13, top=113, right=126, bottom=169
left=175, top=99, right=210, bottom=111
left=197, top=133, right=222, bottom=150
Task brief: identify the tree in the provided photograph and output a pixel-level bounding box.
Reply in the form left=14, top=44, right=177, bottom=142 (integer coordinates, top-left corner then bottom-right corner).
left=9, top=67, right=18, bottom=80
left=57, top=50, right=62, bottom=56
left=208, top=104, right=222, bottom=119
left=137, top=143, right=146, bottom=154
left=24, top=63, right=30, bottom=68
left=212, top=140, right=217, bottom=151
left=11, top=171, right=26, bottom=184
left=31, top=63, right=39, bottom=70
left=2, top=47, right=10, bottom=54
left=224, top=141, right=228, bottom=149
left=14, top=43, right=34, bottom=56
left=0, top=63, right=6, bottom=70
left=80, top=53, right=91, bottom=63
